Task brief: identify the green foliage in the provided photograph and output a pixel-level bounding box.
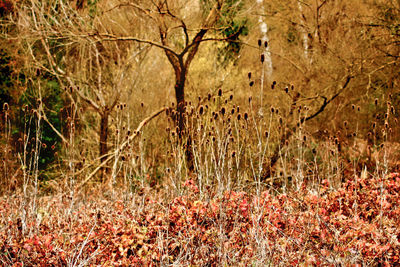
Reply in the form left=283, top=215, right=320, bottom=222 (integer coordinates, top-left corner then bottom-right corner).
left=87, top=0, right=99, bottom=18
left=0, top=48, right=12, bottom=108
left=18, top=77, right=64, bottom=172
left=201, top=0, right=249, bottom=64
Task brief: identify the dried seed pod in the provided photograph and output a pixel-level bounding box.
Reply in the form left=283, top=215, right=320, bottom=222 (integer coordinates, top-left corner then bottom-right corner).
left=221, top=107, right=226, bottom=116
left=199, top=106, right=204, bottom=115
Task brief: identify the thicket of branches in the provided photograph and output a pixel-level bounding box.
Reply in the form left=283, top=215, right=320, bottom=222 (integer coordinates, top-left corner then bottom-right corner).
left=0, top=0, right=399, bottom=193
left=1, top=0, right=400, bottom=265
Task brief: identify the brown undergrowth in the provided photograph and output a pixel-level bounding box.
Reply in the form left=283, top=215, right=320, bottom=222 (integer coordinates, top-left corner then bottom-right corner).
left=1, top=173, right=399, bottom=266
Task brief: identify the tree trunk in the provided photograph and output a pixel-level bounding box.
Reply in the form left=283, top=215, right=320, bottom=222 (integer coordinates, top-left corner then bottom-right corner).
left=173, top=64, right=194, bottom=170
left=174, top=65, right=186, bottom=136
left=99, top=110, right=109, bottom=181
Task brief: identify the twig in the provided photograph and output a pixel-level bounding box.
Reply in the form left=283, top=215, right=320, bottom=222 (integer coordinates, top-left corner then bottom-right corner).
left=75, top=107, right=167, bottom=190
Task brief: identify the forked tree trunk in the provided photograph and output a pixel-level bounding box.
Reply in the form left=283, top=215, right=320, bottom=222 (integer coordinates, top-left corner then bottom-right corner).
left=173, top=64, right=194, bottom=170
left=174, top=65, right=186, bottom=136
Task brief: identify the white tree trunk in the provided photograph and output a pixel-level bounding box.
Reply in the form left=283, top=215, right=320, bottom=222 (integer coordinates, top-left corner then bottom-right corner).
left=257, top=0, right=273, bottom=78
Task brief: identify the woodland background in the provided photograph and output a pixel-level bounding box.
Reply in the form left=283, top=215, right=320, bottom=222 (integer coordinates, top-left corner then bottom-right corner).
left=1, top=0, right=400, bottom=265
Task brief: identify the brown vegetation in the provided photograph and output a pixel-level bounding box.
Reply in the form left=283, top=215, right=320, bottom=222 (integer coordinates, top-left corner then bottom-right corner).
left=1, top=0, right=400, bottom=265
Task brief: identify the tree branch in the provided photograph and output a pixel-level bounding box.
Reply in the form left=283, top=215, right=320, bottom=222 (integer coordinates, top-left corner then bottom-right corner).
left=302, top=75, right=353, bottom=123
left=75, top=106, right=167, bottom=190
left=89, top=33, right=179, bottom=57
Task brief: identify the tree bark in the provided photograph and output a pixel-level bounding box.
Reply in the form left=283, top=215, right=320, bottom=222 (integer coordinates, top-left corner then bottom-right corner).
left=99, top=110, right=109, bottom=181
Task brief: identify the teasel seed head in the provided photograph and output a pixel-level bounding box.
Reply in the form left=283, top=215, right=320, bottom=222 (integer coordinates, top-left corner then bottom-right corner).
left=221, top=107, right=226, bottom=116
left=199, top=105, right=204, bottom=115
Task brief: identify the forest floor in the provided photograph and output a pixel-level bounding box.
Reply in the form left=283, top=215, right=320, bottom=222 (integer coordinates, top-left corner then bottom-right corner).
left=1, top=173, right=400, bottom=266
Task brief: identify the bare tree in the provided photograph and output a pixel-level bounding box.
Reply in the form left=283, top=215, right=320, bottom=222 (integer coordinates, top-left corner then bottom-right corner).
left=10, top=0, right=150, bottom=180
